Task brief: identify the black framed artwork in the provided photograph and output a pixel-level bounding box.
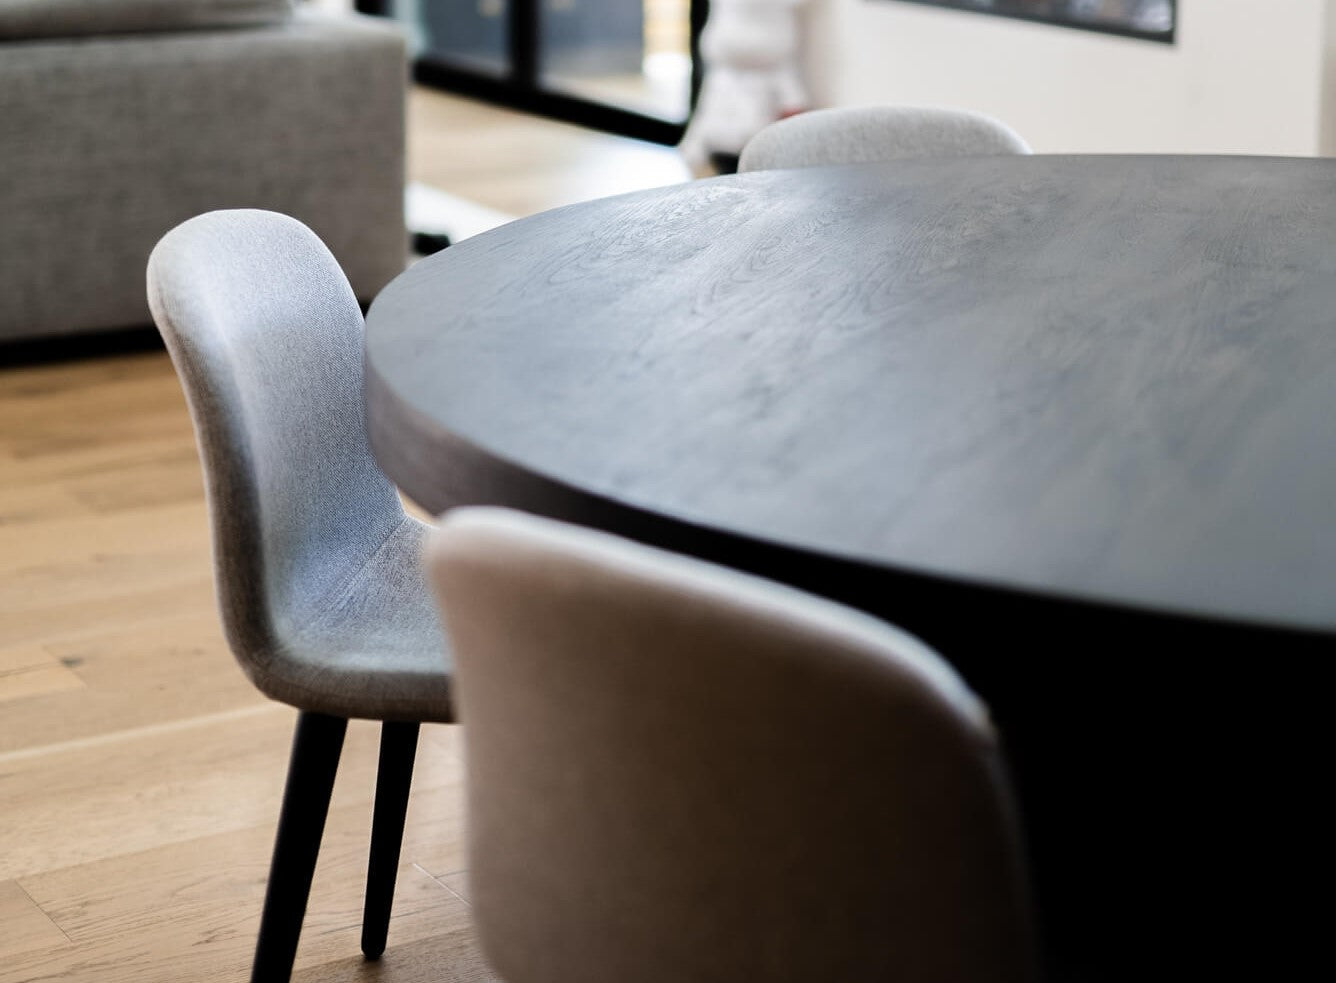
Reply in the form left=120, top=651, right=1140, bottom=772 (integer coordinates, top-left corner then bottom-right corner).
left=888, top=0, right=1175, bottom=43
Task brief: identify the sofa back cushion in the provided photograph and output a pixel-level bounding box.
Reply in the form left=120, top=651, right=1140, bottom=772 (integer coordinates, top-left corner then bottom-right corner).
left=0, top=0, right=293, bottom=39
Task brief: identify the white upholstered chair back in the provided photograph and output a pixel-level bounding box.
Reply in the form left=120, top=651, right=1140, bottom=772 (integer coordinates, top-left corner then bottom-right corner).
left=739, top=105, right=1031, bottom=172
left=429, top=507, right=1038, bottom=983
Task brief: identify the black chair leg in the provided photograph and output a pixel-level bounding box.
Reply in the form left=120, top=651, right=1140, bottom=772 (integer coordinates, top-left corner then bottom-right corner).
left=251, top=711, right=348, bottom=983
left=361, top=720, right=420, bottom=960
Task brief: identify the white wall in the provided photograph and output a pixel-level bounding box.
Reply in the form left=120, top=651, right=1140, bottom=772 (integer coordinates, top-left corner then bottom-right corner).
left=802, top=0, right=1336, bottom=155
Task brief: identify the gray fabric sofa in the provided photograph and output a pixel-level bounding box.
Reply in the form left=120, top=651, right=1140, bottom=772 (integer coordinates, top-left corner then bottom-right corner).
left=0, top=0, right=408, bottom=343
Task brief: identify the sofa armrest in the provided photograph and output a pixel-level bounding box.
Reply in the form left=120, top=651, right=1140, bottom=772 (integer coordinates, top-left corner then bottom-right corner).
left=0, top=11, right=408, bottom=340
left=0, top=0, right=293, bottom=39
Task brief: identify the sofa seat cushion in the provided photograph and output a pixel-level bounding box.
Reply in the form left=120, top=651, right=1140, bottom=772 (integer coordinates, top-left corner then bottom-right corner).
left=0, top=0, right=292, bottom=39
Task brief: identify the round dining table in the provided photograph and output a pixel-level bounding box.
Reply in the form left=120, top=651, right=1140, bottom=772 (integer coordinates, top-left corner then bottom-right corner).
left=365, top=155, right=1335, bottom=978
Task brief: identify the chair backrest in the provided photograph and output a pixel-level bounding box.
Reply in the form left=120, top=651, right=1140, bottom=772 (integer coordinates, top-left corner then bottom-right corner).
left=739, top=105, right=1031, bottom=172
left=428, top=507, right=1037, bottom=983
left=146, top=208, right=407, bottom=661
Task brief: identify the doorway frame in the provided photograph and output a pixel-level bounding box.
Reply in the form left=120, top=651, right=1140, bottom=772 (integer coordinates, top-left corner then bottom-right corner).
left=355, top=0, right=707, bottom=145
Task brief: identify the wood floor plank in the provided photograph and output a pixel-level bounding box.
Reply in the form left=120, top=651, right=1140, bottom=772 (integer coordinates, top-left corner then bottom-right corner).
left=0, top=660, right=85, bottom=703
left=0, top=605, right=256, bottom=755
left=0, top=477, right=91, bottom=526
left=0, top=711, right=464, bottom=882
left=0, top=705, right=290, bottom=882
left=0, top=500, right=207, bottom=575
left=1, top=869, right=475, bottom=983
left=0, top=551, right=213, bottom=635
left=0, top=359, right=194, bottom=464
left=407, top=87, right=689, bottom=218
left=291, top=927, right=502, bottom=983
left=0, top=433, right=200, bottom=491
left=8, top=750, right=471, bottom=983
left=0, top=385, right=189, bottom=452
left=0, top=643, right=61, bottom=674
left=19, top=785, right=468, bottom=945
left=0, top=351, right=166, bottom=401
left=64, top=447, right=203, bottom=514
left=0, top=500, right=215, bottom=672
left=0, top=576, right=216, bottom=683
left=0, top=880, right=71, bottom=959
left=435, top=871, right=473, bottom=906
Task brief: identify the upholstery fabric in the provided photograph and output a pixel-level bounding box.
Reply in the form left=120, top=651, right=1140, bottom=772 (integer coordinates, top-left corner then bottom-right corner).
left=739, top=104, right=1032, bottom=172
left=1, top=10, right=406, bottom=341
left=147, top=209, right=453, bottom=723
left=429, top=507, right=1038, bottom=983
left=0, top=0, right=292, bottom=39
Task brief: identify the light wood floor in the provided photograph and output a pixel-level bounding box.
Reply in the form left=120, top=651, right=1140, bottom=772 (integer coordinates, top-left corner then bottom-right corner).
left=0, top=88, right=689, bottom=982
left=407, top=86, right=690, bottom=218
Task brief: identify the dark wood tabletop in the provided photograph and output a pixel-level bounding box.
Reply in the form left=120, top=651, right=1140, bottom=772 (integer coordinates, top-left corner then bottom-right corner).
left=365, top=155, right=1335, bottom=977
left=368, top=154, right=1336, bottom=636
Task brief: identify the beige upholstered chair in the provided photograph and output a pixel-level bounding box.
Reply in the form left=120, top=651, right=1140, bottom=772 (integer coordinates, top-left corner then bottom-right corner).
left=428, top=507, right=1038, bottom=983
left=739, top=105, right=1031, bottom=172
left=147, top=209, right=453, bottom=983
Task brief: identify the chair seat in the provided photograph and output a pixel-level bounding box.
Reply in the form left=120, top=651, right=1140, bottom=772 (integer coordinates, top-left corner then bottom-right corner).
left=250, top=515, right=455, bottom=723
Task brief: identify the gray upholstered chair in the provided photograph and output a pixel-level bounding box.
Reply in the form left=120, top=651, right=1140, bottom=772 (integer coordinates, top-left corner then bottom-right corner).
left=146, top=209, right=452, bottom=983
left=739, top=104, right=1031, bottom=172
left=428, top=507, right=1038, bottom=983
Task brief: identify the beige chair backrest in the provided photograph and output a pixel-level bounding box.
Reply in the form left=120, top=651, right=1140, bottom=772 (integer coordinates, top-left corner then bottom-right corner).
left=428, top=507, right=1037, bottom=983
left=739, top=105, right=1031, bottom=172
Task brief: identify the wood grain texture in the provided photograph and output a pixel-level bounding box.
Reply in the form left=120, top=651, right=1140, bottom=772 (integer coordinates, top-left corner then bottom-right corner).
left=368, top=154, right=1336, bottom=636
left=8, top=767, right=474, bottom=983
left=0, top=655, right=84, bottom=703
left=0, top=880, right=70, bottom=958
